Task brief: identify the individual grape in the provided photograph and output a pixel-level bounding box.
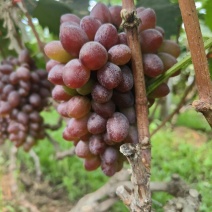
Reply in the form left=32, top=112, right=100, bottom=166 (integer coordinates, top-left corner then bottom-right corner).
left=101, top=161, right=118, bottom=176
left=7, top=91, right=21, bottom=108
left=87, top=113, right=107, bottom=134
left=19, top=80, right=30, bottom=92
left=124, top=125, right=139, bottom=144
left=90, top=2, right=112, bottom=23
left=66, top=115, right=89, bottom=138
left=0, top=64, right=13, bottom=74
left=108, top=44, right=131, bottom=66
left=116, top=65, right=134, bottom=92
left=97, top=62, right=122, bottom=90
left=29, top=93, right=42, bottom=108
left=100, top=146, right=119, bottom=164
left=28, top=111, right=42, bottom=123
left=66, top=96, right=91, bottom=118
left=142, top=53, right=164, bottom=77
left=9, top=72, right=19, bottom=85
left=91, top=83, right=113, bottom=103
left=60, top=24, right=89, bottom=57
left=119, top=107, right=136, bottom=124
left=103, top=132, right=116, bottom=145
left=109, top=5, right=122, bottom=28
left=94, top=24, right=118, bottom=50
left=7, top=122, right=20, bottom=134
left=62, top=59, right=90, bottom=88
left=106, top=112, right=129, bottom=142
left=84, top=156, right=101, bottom=171
left=62, top=126, right=79, bottom=142
left=44, top=40, right=73, bottom=63
left=139, top=29, right=163, bottom=53
left=16, top=66, right=30, bottom=81
left=155, top=26, right=165, bottom=37
left=158, top=40, right=181, bottom=58
left=80, top=16, right=101, bottom=41
left=76, top=78, right=95, bottom=95
left=30, top=72, right=40, bottom=83
left=75, top=140, right=94, bottom=158
left=79, top=41, right=108, bottom=70
left=136, top=7, right=145, bottom=13
left=57, top=102, right=69, bottom=118
left=91, top=100, right=115, bottom=119
left=149, top=82, right=170, bottom=98
left=80, top=132, right=92, bottom=142
left=137, top=8, right=156, bottom=32
left=22, top=104, right=33, bottom=113
left=2, top=84, right=14, bottom=100
left=60, top=13, right=81, bottom=24
left=46, top=59, right=60, bottom=72
left=52, top=85, right=72, bottom=102
left=118, top=33, right=127, bottom=46
left=89, top=134, right=106, bottom=155
left=17, top=112, right=29, bottom=125
left=157, top=52, right=178, bottom=72
left=0, top=101, right=12, bottom=115
left=48, top=64, right=65, bottom=85
left=112, top=90, right=134, bottom=108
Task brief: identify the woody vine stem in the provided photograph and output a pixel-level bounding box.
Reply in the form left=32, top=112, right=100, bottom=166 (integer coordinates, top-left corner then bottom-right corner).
left=116, top=0, right=152, bottom=211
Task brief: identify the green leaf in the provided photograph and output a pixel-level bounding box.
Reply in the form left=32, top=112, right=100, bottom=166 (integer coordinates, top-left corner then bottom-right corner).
left=136, top=0, right=182, bottom=38
left=32, top=0, right=72, bottom=35
left=205, top=0, right=212, bottom=31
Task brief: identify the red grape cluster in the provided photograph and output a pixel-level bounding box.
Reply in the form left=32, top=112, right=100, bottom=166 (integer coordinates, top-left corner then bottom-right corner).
left=44, top=3, right=180, bottom=176
left=0, top=50, right=51, bottom=151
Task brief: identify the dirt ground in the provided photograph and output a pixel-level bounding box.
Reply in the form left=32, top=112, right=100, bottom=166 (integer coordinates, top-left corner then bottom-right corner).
left=0, top=126, right=210, bottom=212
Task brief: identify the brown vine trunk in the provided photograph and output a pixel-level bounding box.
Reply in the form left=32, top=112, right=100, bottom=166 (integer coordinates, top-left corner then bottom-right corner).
left=178, top=0, right=212, bottom=128
left=116, top=0, right=152, bottom=211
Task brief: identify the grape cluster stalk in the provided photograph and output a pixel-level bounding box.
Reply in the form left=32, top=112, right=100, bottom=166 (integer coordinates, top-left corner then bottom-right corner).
left=0, top=50, right=51, bottom=151
left=44, top=2, right=181, bottom=176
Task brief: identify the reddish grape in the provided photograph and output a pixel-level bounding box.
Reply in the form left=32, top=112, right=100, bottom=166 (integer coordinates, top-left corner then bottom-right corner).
left=52, top=85, right=72, bottom=102
left=16, top=66, right=30, bottom=81
left=7, top=91, right=21, bottom=108
left=91, top=83, right=113, bottom=103
left=94, top=24, right=118, bottom=50
left=79, top=41, right=108, bottom=70
left=75, top=140, right=93, bottom=158
left=91, top=100, right=115, bottom=119
left=149, top=82, right=170, bottom=98
left=109, top=5, right=122, bottom=28
left=108, top=44, right=131, bottom=66
left=137, top=8, right=156, bottom=32
left=84, top=156, right=101, bottom=171
left=66, top=96, right=91, bottom=118
left=89, top=134, right=106, bottom=155
left=46, top=59, right=60, bottom=72
left=116, top=65, right=134, bottom=92
left=97, top=62, right=122, bottom=90
left=90, top=2, right=112, bottom=23
left=60, top=13, right=81, bottom=24
left=142, top=53, right=164, bottom=77
left=120, top=107, right=136, bottom=124
left=101, top=161, right=118, bottom=176
left=62, top=59, right=90, bottom=89
left=112, top=90, right=134, bottom=108
left=101, top=146, right=119, bottom=164
left=60, top=24, right=89, bottom=57
left=80, top=16, right=101, bottom=41
left=48, top=64, right=65, bottom=85
left=106, top=112, right=129, bottom=142
left=118, top=32, right=127, bottom=45
left=139, top=29, right=163, bottom=53
left=87, top=113, right=107, bottom=134
left=158, top=40, right=181, bottom=58
left=66, top=115, right=89, bottom=138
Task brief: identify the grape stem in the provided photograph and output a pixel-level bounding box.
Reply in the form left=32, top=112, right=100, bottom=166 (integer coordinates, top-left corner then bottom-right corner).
left=179, top=0, right=212, bottom=128
left=117, top=1, right=152, bottom=211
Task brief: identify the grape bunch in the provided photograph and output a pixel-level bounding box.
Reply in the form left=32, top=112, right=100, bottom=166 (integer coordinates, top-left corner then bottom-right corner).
left=0, top=50, right=51, bottom=151
left=44, top=2, right=180, bottom=176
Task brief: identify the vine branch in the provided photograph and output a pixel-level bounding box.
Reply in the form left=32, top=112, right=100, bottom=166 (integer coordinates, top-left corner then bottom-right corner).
left=117, top=0, right=151, bottom=211
left=178, top=0, right=212, bottom=127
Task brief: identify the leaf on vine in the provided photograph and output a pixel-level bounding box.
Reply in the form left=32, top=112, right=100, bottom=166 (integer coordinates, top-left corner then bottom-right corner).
left=205, top=0, right=212, bottom=32
left=31, top=0, right=72, bottom=35
left=136, top=0, right=182, bottom=39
